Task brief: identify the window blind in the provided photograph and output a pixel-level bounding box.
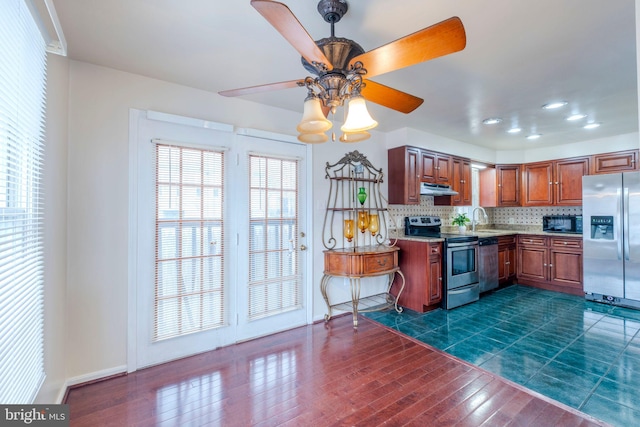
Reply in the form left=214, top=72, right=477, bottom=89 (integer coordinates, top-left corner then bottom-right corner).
left=154, top=144, right=225, bottom=341
left=248, top=154, right=301, bottom=321
left=0, top=0, right=47, bottom=403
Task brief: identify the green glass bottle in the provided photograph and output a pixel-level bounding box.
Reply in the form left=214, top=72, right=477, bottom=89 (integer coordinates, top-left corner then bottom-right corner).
left=357, top=187, right=367, bottom=205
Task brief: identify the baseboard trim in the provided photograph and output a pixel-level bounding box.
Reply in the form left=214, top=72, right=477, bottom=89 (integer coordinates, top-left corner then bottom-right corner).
left=62, top=365, right=128, bottom=402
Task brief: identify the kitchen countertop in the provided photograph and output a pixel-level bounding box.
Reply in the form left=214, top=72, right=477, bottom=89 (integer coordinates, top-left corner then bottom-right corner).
left=392, top=229, right=583, bottom=243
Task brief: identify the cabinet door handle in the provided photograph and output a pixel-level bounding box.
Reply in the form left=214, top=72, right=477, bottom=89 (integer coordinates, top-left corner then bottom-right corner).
left=549, top=182, right=553, bottom=185
left=555, top=182, right=559, bottom=185
left=543, top=263, right=547, bottom=266
left=549, top=264, right=553, bottom=268
left=563, top=241, right=567, bottom=245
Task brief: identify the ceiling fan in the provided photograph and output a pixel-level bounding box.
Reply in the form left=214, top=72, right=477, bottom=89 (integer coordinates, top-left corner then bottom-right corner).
left=220, top=0, right=466, bottom=142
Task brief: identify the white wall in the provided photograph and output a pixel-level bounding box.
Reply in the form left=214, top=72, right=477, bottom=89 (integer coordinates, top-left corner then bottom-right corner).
left=36, top=53, right=69, bottom=403
left=65, top=60, right=365, bottom=380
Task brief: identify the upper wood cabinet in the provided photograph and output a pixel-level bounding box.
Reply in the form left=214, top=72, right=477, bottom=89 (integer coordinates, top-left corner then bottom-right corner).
left=420, top=151, right=452, bottom=184
left=591, top=149, right=639, bottom=174
left=522, top=157, right=588, bottom=206
left=555, top=157, right=589, bottom=205
left=479, top=164, right=521, bottom=207
left=388, top=146, right=465, bottom=205
left=451, top=157, right=472, bottom=205
left=388, top=146, right=421, bottom=205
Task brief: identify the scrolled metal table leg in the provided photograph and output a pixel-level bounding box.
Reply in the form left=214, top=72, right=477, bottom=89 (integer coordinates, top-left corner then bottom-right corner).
left=320, top=274, right=332, bottom=321
left=393, top=270, right=406, bottom=313
left=350, top=276, right=361, bottom=328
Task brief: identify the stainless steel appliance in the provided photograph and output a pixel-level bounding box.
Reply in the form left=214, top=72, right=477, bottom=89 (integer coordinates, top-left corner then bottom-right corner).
left=404, top=216, right=479, bottom=309
left=478, top=237, right=498, bottom=293
left=583, top=172, right=640, bottom=309
left=543, top=215, right=583, bottom=234
left=420, top=182, right=459, bottom=196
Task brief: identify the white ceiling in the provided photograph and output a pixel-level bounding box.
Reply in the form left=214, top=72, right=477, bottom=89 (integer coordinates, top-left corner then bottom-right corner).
left=52, top=0, right=639, bottom=150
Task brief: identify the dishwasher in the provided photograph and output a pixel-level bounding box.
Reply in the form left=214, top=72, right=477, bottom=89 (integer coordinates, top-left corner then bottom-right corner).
left=478, top=237, right=499, bottom=293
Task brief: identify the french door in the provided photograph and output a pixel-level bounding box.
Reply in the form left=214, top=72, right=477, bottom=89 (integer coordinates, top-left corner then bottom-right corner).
left=234, top=134, right=308, bottom=341
left=130, top=111, right=309, bottom=369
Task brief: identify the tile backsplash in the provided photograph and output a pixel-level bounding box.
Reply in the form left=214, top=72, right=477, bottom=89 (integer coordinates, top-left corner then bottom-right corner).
left=388, top=196, right=582, bottom=231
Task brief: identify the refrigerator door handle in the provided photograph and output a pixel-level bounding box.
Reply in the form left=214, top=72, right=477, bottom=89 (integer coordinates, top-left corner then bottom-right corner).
left=617, top=188, right=623, bottom=260
left=624, top=187, right=630, bottom=261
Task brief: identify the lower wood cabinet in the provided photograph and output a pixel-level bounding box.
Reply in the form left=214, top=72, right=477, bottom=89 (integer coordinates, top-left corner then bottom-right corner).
left=517, top=234, right=583, bottom=295
left=498, top=236, right=517, bottom=285
left=392, top=239, right=443, bottom=312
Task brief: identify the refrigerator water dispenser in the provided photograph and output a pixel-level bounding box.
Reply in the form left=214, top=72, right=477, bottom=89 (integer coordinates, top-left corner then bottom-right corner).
left=590, top=216, right=613, bottom=240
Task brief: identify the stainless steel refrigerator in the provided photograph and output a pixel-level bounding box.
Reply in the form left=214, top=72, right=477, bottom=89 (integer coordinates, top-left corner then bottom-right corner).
left=583, top=172, right=640, bottom=309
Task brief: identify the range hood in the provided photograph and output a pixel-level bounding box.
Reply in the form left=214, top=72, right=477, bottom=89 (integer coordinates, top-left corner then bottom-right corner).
left=420, top=182, right=459, bottom=196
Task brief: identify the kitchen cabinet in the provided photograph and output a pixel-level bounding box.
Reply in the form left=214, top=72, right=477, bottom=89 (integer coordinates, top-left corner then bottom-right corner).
left=479, top=164, right=521, bottom=207
left=497, top=235, right=517, bottom=285
left=392, top=239, right=443, bottom=312
left=522, top=157, right=588, bottom=206
left=516, top=234, right=582, bottom=295
left=420, top=150, right=452, bottom=184
left=452, top=157, right=472, bottom=205
left=591, top=149, right=639, bottom=174
left=549, top=237, right=583, bottom=292
left=434, top=156, right=471, bottom=206
left=388, top=146, right=421, bottom=205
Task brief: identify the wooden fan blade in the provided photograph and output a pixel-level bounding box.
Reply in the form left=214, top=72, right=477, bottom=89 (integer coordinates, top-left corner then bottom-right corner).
left=219, top=79, right=304, bottom=97
left=350, top=16, right=466, bottom=79
left=251, top=0, right=333, bottom=70
left=360, top=80, right=424, bottom=113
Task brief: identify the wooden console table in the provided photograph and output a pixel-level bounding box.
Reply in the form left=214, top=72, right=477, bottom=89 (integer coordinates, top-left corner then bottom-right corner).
left=321, top=245, right=405, bottom=328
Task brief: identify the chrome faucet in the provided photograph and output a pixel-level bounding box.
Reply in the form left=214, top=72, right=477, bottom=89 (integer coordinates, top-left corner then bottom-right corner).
left=472, top=207, right=488, bottom=232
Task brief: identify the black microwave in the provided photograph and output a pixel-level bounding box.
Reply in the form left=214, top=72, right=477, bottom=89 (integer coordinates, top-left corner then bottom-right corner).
left=543, top=215, right=583, bottom=234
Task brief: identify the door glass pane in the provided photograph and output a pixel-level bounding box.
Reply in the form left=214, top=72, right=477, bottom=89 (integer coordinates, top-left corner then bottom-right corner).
left=248, top=155, right=301, bottom=321
left=154, top=144, right=225, bottom=341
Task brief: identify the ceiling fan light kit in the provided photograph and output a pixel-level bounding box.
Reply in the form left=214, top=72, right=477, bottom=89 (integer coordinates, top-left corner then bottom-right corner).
left=220, top=0, right=467, bottom=143
left=339, top=131, right=371, bottom=143
left=340, top=95, right=378, bottom=133
left=297, top=94, right=333, bottom=133
left=297, top=131, right=329, bottom=144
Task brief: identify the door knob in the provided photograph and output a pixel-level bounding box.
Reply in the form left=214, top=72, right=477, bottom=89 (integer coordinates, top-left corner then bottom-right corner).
left=300, top=244, right=307, bottom=251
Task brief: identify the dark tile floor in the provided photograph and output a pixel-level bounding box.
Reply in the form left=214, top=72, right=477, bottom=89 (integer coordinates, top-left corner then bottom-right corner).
left=364, top=285, right=640, bottom=427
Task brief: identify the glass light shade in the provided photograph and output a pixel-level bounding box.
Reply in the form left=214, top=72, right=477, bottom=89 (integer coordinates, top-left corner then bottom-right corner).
left=343, top=219, right=354, bottom=242
left=297, top=132, right=328, bottom=144
left=357, top=211, right=369, bottom=233
left=297, top=97, right=332, bottom=133
left=340, top=96, right=378, bottom=133
left=368, top=214, right=379, bottom=236
left=339, top=131, right=370, bottom=143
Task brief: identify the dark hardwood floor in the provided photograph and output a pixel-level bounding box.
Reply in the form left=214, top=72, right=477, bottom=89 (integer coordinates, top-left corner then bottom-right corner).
left=65, top=315, right=609, bottom=426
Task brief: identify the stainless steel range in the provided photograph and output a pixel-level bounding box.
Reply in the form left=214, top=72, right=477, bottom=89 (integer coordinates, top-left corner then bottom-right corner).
left=405, top=216, right=480, bottom=309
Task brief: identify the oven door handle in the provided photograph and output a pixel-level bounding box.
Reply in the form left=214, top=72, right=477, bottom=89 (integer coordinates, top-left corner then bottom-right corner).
left=446, top=241, right=479, bottom=248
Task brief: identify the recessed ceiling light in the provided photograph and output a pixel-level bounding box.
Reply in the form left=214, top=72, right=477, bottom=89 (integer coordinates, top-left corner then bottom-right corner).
left=482, top=118, right=502, bottom=125
left=526, top=134, right=542, bottom=140
left=542, top=101, right=568, bottom=110
left=507, top=127, right=522, bottom=134
left=566, top=113, right=587, bottom=121
left=584, top=122, right=601, bottom=129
